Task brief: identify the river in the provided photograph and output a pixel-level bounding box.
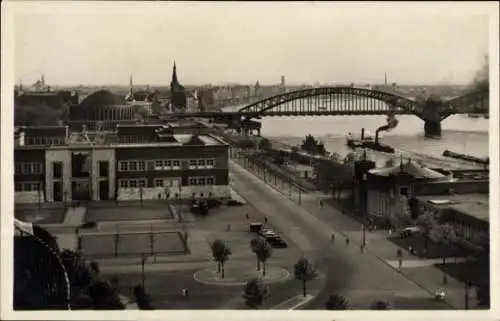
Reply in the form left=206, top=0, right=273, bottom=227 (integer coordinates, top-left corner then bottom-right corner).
left=222, top=99, right=489, bottom=169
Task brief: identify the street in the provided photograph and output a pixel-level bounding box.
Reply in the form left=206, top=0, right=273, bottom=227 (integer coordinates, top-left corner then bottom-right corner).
left=229, top=160, right=451, bottom=309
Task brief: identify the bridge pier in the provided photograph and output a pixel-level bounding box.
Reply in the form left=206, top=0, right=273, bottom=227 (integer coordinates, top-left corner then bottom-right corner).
left=422, top=97, right=444, bottom=139
left=424, top=120, right=442, bottom=138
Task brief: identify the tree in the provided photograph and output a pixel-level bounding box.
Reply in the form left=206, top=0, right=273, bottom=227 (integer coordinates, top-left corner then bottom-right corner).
left=87, top=278, right=125, bottom=310
left=251, top=238, right=272, bottom=276
left=416, top=212, right=438, bottom=254
left=429, top=223, right=459, bottom=264
left=258, top=138, right=272, bottom=150
left=370, top=299, right=392, bottom=310
left=294, top=258, right=317, bottom=297
left=476, top=283, right=490, bottom=308
left=211, top=239, right=232, bottom=279
left=243, top=277, right=269, bottom=309
left=325, top=294, right=349, bottom=310
left=59, top=249, right=94, bottom=300
left=133, top=284, right=154, bottom=310
left=291, top=146, right=299, bottom=154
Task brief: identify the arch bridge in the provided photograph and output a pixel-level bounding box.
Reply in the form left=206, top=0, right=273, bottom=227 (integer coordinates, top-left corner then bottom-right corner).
left=230, top=86, right=488, bottom=138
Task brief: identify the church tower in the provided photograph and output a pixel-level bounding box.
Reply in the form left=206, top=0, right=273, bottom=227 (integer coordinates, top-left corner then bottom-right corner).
left=170, top=61, right=186, bottom=111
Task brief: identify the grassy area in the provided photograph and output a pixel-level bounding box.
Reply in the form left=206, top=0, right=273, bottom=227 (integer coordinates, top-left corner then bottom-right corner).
left=108, top=269, right=301, bottom=309
left=387, top=234, right=474, bottom=259
left=81, top=232, right=187, bottom=258
left=85, top=204, right=174, bottom=222
left=434, top=260, right=489, bottom=287
left=15, top=208, right=66, bottom=224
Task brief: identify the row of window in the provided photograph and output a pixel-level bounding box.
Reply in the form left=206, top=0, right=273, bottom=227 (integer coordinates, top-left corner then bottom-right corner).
left=15, top=182, right=42, bottom=192
left=23, top=137, right=65, bottom=146
left=15, top=163, right=43, bottom=175
left=118, top=176, right=216, bottom=189
left=118, top=159, right=216, bottom=172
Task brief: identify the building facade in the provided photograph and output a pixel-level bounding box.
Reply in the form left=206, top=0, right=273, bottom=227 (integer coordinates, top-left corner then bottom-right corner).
left=14, top=125, right=230, bottom=204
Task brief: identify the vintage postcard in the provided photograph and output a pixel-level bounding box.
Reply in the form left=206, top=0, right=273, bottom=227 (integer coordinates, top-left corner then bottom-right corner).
left=1, top=1, right=498, bottom=321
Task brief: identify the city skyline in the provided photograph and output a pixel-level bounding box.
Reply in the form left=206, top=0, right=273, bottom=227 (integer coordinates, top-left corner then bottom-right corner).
left=8, top=3, right=493, bottom=86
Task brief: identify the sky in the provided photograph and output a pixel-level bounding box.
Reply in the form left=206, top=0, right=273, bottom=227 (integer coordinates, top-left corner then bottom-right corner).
left=8, top=2, right=494, bottom=86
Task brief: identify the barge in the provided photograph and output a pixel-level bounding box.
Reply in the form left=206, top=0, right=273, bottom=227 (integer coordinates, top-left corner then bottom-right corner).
left=442, top=150, right=489, bottom=166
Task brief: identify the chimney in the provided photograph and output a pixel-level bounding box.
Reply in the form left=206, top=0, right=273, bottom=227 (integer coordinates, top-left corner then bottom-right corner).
left=361, top=128, right=365, bottom=140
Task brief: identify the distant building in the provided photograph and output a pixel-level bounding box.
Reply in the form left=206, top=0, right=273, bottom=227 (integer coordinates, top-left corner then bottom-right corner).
left=14, top=124, right=230, bottom=203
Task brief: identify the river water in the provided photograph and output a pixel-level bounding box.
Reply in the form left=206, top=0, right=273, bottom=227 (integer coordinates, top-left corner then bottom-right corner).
left=223, top=99, right=489, bottom=169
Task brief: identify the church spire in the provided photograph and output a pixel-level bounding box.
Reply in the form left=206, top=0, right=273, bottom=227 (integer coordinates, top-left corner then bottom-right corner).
left=172, top=61, right=178, bottom=85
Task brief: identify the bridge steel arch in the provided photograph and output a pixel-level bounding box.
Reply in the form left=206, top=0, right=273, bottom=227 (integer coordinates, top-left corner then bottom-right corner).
left=237, top=87, right=420, bottom=118
left=441, top=88, right=489, bottom=120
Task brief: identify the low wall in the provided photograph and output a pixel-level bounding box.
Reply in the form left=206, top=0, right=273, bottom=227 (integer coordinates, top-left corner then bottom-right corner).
left=117, top=185, right=231, bottom=201
left=15, top=192, right=44, bottom=204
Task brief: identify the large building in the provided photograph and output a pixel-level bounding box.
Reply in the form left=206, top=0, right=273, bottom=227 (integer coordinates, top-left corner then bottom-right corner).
left=353, top=158, right=489, bottom=252
left=14, top=124, right=230, bottom=204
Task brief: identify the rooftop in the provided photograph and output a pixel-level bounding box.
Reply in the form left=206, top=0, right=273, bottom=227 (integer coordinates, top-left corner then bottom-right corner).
left=416, top=193, right=489, bottom=223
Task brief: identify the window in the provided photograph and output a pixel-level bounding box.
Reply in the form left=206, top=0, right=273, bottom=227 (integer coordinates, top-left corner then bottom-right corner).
left=32, top=163, right=42, bottom=174
left=120, top=180, right=129, bottom=188
left=99, top=161, right=109, bottom=178
left=130, top=180, right=138, bottom=188
left=206, top=159, right=215, bottom=168
left=164, top=160, right=172, bottom=167
left=172, top=160, right=180, bottom=167
left=206, top=177, right=215, bottom=185
left=399, top=186, right=409, bottom=197
left=119, top=161, right=129, bottom=172
left=155, top=160, right=163, bottom=169
left=32, top=182, right=41, bottom=191
left=138, top=161, right=145, bottom=171
left=155, top=179, right=164, bottom=187
left=24, top=183, right=32, bottom=192
left=129, top=161, right=137, bottom=171
left=189, top=177, right=197, bottom=185
left=198, top=177, right=206, bottom=185
left=53, top=162, right=63, bottom=178
left=15, top=164, right=21, bottom=174
left=189, top=160, right=197, bottom=167
left=198, top=159, right=206, bottom=166
left=138, top=179, right=146, bottom=188
left=15, top=183, right=22, bottom=192
left=22, top=163, right=32, bottom=174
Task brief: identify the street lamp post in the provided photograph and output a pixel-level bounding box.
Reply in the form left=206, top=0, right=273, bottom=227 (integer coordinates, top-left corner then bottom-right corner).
left=362, top=173, right=367, bottom=247
left=465, top=280, right=471, bottom=310
left=298, top=188, right=302, bottom=205
left=141, top=254, right=147, bottom=289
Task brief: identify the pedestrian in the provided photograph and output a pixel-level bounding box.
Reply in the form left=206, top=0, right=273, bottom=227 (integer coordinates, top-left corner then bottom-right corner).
left=360, top=244, right=364, bottom=253
left=388, top=228, right=392, bottom=236
left=264, top=216, right=268, bottom=224
left=398, top=259, right=403, bottom=268
left=182, top=288, right=189, bottom=298
left=331, top=234, right=335, bottom=243
left=319, top=200, right=324, bottom=209
left=245, top=213, right=249, bottom=220
left=227, top=224, right=231, bottom=231
left=408, top=246, right=413, bottom=254
left=345, top=237, right=350, bottom=246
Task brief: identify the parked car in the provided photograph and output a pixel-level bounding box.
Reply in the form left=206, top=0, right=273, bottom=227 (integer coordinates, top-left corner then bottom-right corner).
left=259, top=228, right=277, bottom=237
left=400, top=226, right=421, bottom=238
left=265, top=235, right=288, bottom=248
left=227, top=199, right=244, bottom=206
left=249, top=222, right=263, bottom=233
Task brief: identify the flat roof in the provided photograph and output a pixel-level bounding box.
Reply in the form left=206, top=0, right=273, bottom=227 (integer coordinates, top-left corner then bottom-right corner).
left=15, top=133, right=228, bottom=149
left=416, top=193, right=489, bottom=222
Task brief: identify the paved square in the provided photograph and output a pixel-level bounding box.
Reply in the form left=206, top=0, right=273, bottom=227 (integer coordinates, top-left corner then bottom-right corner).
left=15, top=207, right=66, bottom=224
left=81, top=232, right=186, bottom=257
left=85, top=205, right=174, bottom=222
